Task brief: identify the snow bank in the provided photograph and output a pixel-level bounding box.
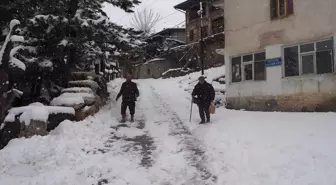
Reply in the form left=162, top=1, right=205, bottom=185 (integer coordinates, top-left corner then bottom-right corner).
left=164, top=66, right=226, bottom=94
left=50, top=92, right=96, bottom=109
left=19, top=107, right=49, bottom=126
left=0, top=104, right=154, bottom=185
left=3, top=103, right=75, bottom=127
left=62, top=87, right=93, bottom=94
left=51, top=96, right=85, bottom=107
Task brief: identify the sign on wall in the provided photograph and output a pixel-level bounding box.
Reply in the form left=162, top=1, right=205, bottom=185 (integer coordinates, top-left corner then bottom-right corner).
left=265, top=57, right=282, bottom=67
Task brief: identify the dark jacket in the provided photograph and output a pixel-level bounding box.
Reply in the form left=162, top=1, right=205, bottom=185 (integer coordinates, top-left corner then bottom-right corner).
left=116, top=80, right=139, bottom=102
left=192, top=81, right=215, bottom=105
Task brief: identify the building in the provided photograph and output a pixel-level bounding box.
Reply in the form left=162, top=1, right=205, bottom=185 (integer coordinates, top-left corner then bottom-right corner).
left=174, top=0, right=224, bottom=68
left=134, top=58, right=178, bottom=79
left=225, top=0, right=336, bottom=111
left=150, top=28, right=186, bottom=43
left=131, top=29, right=186, bottom=79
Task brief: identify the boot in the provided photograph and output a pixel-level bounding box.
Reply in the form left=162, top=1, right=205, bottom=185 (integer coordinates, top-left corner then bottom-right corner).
left=121, top=115, right=126, bottom=123
left=207, top=117, right=210, bottom=123
left=199, top=120, right=205, bottom=124
left=130, top=115, right=134, bottom=122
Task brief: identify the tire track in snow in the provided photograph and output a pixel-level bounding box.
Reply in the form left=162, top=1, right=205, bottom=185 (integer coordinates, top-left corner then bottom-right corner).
left=144, top=83, right=218, bottom=184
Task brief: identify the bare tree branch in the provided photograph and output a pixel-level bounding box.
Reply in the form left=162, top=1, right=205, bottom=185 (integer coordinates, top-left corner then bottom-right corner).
left=130, top=8, right=161, bottom=34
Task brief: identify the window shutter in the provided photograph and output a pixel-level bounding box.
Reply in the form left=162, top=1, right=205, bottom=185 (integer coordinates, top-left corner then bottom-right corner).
left=270, top=0, right=277, bottom=19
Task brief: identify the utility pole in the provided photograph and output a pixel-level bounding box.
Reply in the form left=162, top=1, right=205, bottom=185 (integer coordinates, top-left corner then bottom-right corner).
left=198, top=1, right=205, bottom=75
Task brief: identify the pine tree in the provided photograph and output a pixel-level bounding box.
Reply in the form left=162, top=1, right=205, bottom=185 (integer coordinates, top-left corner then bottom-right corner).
left=0, top=0, right=145, bottom=105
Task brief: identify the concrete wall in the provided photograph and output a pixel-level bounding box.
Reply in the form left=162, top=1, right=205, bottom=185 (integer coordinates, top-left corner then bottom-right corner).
left=160, top=30, right=186, bottom=43
left=224, top=0, right=336, bottom=111
left=225, top=0, right=336, bottom=55
left=137, top=59, right=176, bottom=79
left=174, top=31, right=186, bottom=43
left=226, top=44, right=336, bottom=111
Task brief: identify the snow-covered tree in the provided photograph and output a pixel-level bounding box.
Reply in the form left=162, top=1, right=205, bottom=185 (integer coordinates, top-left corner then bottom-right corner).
left=130, top=8, right=161, bottom=34
left=0, top=0, right=145, bottom=106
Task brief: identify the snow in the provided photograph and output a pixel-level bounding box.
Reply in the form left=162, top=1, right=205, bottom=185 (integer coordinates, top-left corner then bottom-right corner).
left=115, top=127, right=146, bottom=139
left=144, top=58, right=165, bottom=64
left=167, top=66, right=226, bottom=93
left=9, top=57, right=26, bottom=71
left=30, top=15, right=68, bottom=25
left=51, top=92, right=95, bottom=108
left=10, top=19, right=20, bottom=30
left=61, top=92, right=95, bottom=100
left=2, top=67, right=336, bottom=185
left=9, top=46, right=26, bottom=70
left=51, top=96, right=85, bottom=107
left=68, top=80, right=98, bottom=88
left=58, top=39, right=68, bottom=46
left=10, top=35, right=24, bottom=42
left=3, top=103, right=75, bottom=127
left=161, top=68, right=182, bottom=76
left=62, top=87, right=93, bottom=94
left=19, top=107, right=49, bottom=126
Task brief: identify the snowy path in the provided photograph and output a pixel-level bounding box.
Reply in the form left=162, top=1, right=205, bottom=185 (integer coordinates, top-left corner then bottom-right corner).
left=2, top=78, right=336, bottom=185
left=0, top=80, right=217, bottom=185
left=138, top=82, right=217, bottom=184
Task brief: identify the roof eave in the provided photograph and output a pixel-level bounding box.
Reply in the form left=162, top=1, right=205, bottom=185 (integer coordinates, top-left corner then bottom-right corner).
left=174, top=0, right=199, bottom=11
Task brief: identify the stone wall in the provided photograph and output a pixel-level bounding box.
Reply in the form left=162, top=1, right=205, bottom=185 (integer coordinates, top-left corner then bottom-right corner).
left=226, top=93, right=336, bottom=112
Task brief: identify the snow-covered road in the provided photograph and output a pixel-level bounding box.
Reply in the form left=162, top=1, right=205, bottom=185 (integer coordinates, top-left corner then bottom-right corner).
left=1, top=78, right=336, bottom=185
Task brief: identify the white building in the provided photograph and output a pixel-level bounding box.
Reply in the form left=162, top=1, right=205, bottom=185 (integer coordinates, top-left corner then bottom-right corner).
left=224, top=0, right=336, bottom=111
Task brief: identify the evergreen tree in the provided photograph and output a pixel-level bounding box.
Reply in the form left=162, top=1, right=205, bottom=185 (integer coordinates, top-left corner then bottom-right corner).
left=0, top=0, right=145, bottom=105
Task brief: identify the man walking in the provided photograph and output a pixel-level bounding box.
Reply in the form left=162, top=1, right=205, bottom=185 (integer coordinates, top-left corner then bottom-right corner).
left=192, top=76, right=215, bottom=124
left=116, top=72, right=139, bottom=122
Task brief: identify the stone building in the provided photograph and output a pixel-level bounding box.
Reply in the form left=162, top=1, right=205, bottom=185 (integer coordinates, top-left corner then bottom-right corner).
left=174, top=0, right=224, bottom=68
left=134, top=58, right=178, bottom=79
left=224, top=0, right=336, bottom=111
left=151, top=28, right=186, bottom=43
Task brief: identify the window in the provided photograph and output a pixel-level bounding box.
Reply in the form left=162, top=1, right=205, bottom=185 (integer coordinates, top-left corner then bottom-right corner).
left=201, top=26, right=208, bottom=37
left=284, top=38, right=334, bottom=77
left=212, top=17, right=224, bottom=34
left=270, top=0, right=294, bottom=20
left=189, top=30, right=194, bottom=41
left=231, top=52, right=266, bottom=83
left=231, top=57, right=242, bottom=82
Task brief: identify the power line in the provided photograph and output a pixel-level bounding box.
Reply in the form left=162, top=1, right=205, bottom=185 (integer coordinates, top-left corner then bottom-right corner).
left=172, top=21, right=185, bottom=28
left=160, top=11, right=179, bottom=20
